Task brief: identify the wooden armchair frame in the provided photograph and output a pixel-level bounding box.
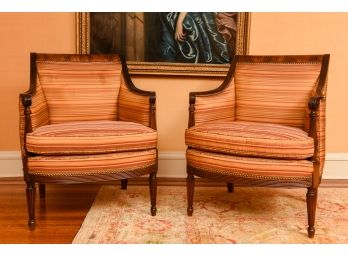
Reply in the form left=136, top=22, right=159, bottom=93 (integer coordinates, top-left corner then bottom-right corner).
left=19, top=53, right=158, bottom=230
left=186, top=54, right=330, bottom=238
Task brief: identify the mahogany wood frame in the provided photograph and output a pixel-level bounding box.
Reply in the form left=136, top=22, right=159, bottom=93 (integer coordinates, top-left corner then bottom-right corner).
left=186, top=54, right=330, bottom=238
left=19, top=53, right=158, bottom=230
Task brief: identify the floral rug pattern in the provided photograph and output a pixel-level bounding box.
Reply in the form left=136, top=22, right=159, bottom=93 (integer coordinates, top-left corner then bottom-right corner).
left=73, top=186, right=348, bottom=243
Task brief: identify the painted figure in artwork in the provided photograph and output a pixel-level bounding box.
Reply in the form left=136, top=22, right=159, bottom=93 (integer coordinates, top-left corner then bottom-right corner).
left=158, top=12, right=237, bottom=64
left=90, top=12, right=238, bottom=64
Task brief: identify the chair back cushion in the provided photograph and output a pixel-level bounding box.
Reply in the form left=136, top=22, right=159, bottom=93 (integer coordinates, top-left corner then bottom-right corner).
left=235, top=60, right=322, bottom=128
left=36, top=54, right=122, bottom=124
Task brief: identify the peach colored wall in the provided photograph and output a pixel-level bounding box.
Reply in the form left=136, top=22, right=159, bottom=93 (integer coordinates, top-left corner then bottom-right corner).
left=0, top=13, right=347, bottom=152
left=249, top=13, right=348, bottom=153
left=0, top=13, right=76, bottom=149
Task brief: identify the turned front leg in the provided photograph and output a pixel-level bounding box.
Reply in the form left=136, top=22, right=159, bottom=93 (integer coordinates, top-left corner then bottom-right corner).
left=187, top=173, right=195, bottom=216
left=26, top=182, right=36, bottom=230
left=306, top=187, right=318, bottom=238
left=149, top=172, right=157, bottom=216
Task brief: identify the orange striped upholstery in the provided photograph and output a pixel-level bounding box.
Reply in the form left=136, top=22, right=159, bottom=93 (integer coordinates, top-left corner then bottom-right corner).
left=118, top=76, right=151, bottom=127
left=186, top=121, right=314, bottom=159
left=19, top=100, right=27, bottom=156
left=234, top=63, right=321, bottom=128
left=27, top=149, right=157, bottom=176
left=194, top=78, right=235, bottom=126
left=26, top=121, right=157, bottom=155
left=317, top=100, right=326, bottom=175
left=36, top=56, right=122, bottom=124
left=29, top=79, right=50, bottom=130
left=187, top=149, right=313, bottom=181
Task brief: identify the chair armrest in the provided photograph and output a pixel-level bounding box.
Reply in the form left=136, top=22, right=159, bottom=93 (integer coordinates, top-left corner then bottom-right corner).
left=19, top=84, right=50, bottom=131
left=118, top=58, right=156, bottom=129
left=19, top=93, right=33, bottom=147
left=306, top=95, right=326, bottom=187
left=306, top=95, right=325, bottom=135
left=19, top=83, right=50, bottom=164
left=308, top=95, right=325, bottom=111
left=189, top=62, right=236, bottom=128
left=306, top=55, right=329, bottom=187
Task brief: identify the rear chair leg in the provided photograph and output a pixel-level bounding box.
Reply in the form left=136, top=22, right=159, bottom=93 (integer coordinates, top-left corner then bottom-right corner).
left=149, top=172, right=157, bottom=216
left=26, top=182, right=36, bottom=230
left=187, top=173, right=195, bottom=216
left=227, top=182, right=234, bottom=193
left=306, top=187, right=318, bottom=238
left=39, top=183, right=46, bottom=199
left=121, top=179, right=128, bottom=190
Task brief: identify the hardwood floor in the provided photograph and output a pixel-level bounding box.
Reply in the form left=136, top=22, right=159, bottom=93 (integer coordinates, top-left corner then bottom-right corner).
left=0, top=183, right=100, bottom=243
left=0, top=178, right=347, bottom=244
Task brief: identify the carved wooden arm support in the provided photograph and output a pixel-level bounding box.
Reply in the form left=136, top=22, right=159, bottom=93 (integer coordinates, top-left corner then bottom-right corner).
left=308, top=95, right=325, bottom=135
left=20, top=93, right=33, bottom=134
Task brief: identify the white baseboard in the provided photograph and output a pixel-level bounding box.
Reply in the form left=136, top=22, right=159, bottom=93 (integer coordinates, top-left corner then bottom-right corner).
left=158, top=151, right=186, bottom=178
left=1, top=151, right=348, bottom=179
left=0, top=151, right=22, bottom=177
left=322, top=153, right=348, bottom=179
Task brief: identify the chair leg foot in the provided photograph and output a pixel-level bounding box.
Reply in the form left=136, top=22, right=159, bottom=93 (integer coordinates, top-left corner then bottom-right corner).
left=306, top=187, right=318, bottom=238
left=187, top=173, right=195, bottom=216
left=151, top=206, right=157, bottom=216
left=149, top=172, right=157, bottom=216
left=121, top=179, right=128, bottom=190
left=39, top=183, right=46, bottom=199
left=28, top=219, right=36, bottom=231
left=227, top=182, right=234, bottom=193
left=26, top=182, right=36, bottom=230
left=308, top=227, right=315, bottom=238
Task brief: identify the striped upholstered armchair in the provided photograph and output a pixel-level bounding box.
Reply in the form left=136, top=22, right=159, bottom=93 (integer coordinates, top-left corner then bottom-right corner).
left=185, top=55, right=330, bottom=238
left=19, top=53, right=158, bottom=229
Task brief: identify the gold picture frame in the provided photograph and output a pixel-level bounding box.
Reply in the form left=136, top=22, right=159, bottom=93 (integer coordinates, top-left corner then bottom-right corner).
left=76, top=12, right=250, bottom=77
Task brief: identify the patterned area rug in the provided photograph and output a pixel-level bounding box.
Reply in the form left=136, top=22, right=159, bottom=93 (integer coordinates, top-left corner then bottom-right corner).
left=73, top=185, right=348, bottom=243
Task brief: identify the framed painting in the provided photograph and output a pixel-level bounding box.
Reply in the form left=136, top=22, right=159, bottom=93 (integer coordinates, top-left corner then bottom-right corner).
left=76, top=12, right=250, bottom=76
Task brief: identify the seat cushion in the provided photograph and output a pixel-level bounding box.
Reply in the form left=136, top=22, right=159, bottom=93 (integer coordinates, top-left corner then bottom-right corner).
left=26, top=121, right=157, bottom=155
left=27, top=149, right=156, bottom=176
left=186, top=121, right=314, bottom=159
left=187, top=149, right=313, bottom=183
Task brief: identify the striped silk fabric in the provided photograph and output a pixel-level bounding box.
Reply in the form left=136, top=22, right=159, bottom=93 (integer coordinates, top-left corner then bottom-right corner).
left=36, top=57, right=122, bottom=124
left=194, top=78, right=235, bottom=126
left=26, top=121, right=157, bottom=155
left=29, top=79, right=50, bottom=130
left=234, top=63, right=321, bottom=128
left=118, top=76, right=151, bottom=127
left=28, top=149, right=157, bottom=176
left=187, top=149, right=313, bottom=181
left=316, top=100, right=326, bottom=175
left=186, top=121, right=314, bottom=160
